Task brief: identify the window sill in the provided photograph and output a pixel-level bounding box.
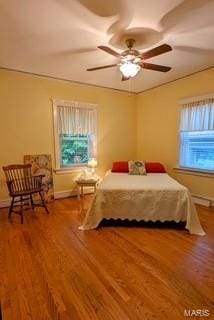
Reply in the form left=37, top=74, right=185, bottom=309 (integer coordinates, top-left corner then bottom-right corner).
left=173, top=167, right=214, bottom=178
left=54, top=167, right=85, bottom=175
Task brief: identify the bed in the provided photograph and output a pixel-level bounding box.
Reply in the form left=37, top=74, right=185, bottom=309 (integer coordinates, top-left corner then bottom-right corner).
left=79, top=171, right=205, bottom=235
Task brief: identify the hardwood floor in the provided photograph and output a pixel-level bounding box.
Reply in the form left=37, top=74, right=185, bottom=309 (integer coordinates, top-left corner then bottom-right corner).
left=0, top=196, right=213, bottom=320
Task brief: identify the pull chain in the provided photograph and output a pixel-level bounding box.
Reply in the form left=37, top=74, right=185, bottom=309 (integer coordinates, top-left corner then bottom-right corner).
left=128, top=77, right=132, bottom=96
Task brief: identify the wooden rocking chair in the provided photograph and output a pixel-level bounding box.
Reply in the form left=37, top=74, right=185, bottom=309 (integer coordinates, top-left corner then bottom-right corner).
left=3, top=164, right=49, bottom=223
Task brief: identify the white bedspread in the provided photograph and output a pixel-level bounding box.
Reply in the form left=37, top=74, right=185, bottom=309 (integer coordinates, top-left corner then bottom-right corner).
left=79, top=172, right=205, bottom=235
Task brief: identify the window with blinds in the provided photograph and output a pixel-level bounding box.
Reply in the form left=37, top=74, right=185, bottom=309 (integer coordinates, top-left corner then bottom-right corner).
left=180, top=131, right=214, bottom=171
left=179, top=96, right=214, bottom=171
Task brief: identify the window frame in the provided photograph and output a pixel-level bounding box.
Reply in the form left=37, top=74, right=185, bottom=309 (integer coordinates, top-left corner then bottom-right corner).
left=52, top=99, right=97, bottom=172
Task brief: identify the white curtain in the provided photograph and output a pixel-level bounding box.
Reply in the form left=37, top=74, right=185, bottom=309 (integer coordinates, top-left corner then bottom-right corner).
left=57, top=101, right=97, bottom=135
left=180, top=97, right=214, bottom=131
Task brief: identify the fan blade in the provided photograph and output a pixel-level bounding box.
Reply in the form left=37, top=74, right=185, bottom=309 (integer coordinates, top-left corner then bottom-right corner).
left=121, top=75, right=130, bottom=81
left=87, top=64, right=118, bottom=71
left=141, top=63, right=171, bottom=72
left=142, top=44, right=172, bottom=60
left=98, top=46, right=121, bottom=57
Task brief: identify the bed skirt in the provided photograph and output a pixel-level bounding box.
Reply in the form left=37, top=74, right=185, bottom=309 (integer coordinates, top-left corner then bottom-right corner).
left=79, top=189, right=205, bottom=236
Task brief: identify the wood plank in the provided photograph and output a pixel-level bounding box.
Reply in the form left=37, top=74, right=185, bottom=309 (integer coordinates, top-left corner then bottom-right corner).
left=0, top=196, right=213, bottom=320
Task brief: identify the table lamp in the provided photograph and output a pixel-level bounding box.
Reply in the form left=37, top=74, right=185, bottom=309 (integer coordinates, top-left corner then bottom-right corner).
left=88, top=158, right=97, bottom=176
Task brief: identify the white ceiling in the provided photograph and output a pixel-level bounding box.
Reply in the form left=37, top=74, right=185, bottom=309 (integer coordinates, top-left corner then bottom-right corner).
left=0, top=0, right=213, bottom=93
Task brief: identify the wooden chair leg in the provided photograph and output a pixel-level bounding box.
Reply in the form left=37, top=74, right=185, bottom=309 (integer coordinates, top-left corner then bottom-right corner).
left=30, top=194, right=35, bottom=210
left=8, top=196, right=15, bottom=219
left=20, top=195, right=24, bottom=224
left=39, top=191, right=49, bottom=214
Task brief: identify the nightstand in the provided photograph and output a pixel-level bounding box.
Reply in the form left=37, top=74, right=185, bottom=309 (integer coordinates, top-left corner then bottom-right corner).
left=76, top=177, right=100, bottom=200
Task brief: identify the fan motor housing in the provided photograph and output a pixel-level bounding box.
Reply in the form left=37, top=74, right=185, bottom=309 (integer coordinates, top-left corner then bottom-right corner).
left=121, top=49, right=140, bottom=58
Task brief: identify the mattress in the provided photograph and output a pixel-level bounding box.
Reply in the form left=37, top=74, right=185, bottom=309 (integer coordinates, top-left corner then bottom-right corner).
left=79, top=172, right=205, bottom=235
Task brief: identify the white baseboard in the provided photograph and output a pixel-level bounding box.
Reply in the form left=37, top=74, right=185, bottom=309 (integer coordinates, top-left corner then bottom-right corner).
left=54, top=189, right=76, bottom=199
left=0, top=188, right=94, bottom=208
left=0, top=191, right=213, bottom=208
left=192, top=194, right=214, bottom=207
left=54, top=187, right=94, bottom=200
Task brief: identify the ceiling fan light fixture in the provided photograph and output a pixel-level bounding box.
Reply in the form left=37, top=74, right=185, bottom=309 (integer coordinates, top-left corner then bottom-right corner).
left=120, top=62, right=141, bottom=78
left=88, top=41, right=172, bottom=80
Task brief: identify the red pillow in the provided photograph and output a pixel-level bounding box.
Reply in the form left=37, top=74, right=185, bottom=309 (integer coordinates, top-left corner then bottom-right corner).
left=145, top=162, right=166, bottom=173
left=111, top=161, right=129, bottom=173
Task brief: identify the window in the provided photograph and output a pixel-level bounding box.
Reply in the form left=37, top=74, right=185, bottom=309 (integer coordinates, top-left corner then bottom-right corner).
left=179, top=96, right=214, bottom=171
left=60, top=134, right=90, bottom=167
left=53, top=100, right=97, bottom=170
left=180, top=131, right=214, bottom=170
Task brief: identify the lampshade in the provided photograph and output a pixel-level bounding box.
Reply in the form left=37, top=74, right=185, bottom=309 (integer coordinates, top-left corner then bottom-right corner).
left=120, top=62, right=141, bottom=78
left=88, top=158, right=97, bottom=168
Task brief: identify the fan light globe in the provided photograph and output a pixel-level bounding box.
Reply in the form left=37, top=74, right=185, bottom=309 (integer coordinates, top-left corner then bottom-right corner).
left=88, top=158, right=97, bottom=176
left=120, top=62, right=141, bottom=78
left=88, top=158, right=97, bottom=168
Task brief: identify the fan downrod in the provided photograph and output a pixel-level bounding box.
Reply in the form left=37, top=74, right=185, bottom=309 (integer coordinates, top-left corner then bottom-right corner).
left=125, top=38, right=135, bottom=49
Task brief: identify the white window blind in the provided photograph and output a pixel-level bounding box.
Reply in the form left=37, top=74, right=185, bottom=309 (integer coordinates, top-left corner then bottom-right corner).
left=179, top=97, right=214, bottom=171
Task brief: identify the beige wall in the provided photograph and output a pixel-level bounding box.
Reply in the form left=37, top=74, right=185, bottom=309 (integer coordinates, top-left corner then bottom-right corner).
left=137, top=68, right=214, bottom=198
left=0, top=69, right=137, bottom=200
left=0, top=67, right=213, bottom=202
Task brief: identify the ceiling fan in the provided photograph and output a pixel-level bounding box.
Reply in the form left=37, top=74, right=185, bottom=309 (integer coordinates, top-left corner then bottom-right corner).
left=87, top=39, right=172, bottom=81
